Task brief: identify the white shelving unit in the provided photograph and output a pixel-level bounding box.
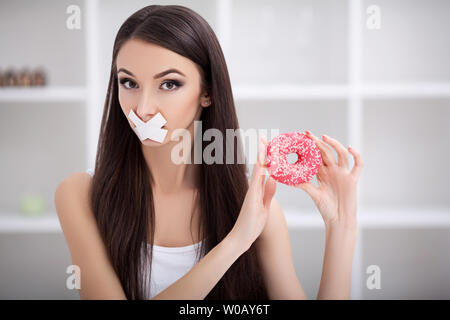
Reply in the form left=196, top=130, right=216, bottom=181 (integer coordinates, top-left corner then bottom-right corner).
left=4, top=209, right=450, bottom=233
left=1, top=0, right=449, bottom=299
left=221, top=0, right=450, bottom=300
left=0, top=86, right=87, bottom=102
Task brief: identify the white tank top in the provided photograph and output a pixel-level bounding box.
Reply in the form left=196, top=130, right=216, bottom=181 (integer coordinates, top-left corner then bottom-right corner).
left=86, top=168, right=205, bottom=299
left=141, top=241, right=204, bottom=299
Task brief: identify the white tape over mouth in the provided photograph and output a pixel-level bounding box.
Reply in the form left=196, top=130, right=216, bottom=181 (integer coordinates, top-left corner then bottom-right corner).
left=128, top=109, right=168, bottom=143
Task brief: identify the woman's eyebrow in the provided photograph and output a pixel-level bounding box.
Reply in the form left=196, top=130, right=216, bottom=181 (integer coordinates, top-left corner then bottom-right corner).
left=116, top=67, right=186, bottom=79
left=153, top=68, right=186, bottom=79
left=117, top=68, right=135, bottom=76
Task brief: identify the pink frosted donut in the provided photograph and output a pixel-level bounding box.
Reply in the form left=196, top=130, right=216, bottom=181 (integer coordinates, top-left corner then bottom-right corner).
left=266, top=132, right=322, bottom=186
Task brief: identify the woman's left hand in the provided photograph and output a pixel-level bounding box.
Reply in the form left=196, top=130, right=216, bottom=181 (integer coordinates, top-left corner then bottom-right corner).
left=295, top=131, right=364, bottom=229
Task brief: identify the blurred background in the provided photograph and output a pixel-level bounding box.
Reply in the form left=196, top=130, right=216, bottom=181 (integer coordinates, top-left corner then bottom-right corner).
left=1, top=0, right=449, bottom=299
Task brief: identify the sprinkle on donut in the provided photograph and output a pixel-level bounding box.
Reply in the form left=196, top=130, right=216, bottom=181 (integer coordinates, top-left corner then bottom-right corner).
left=266, top=131, right=322, bottom=186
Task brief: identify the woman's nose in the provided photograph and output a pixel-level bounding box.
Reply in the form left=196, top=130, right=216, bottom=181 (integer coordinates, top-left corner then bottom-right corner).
left=136, top=109, right=158, bottom=122
left=137, top=91, right=160, bottom=121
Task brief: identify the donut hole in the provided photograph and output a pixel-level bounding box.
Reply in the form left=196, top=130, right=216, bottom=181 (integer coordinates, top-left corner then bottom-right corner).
left=287, top=152, right=299, bottom=164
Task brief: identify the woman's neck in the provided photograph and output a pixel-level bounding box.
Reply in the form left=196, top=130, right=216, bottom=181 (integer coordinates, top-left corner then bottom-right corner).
left=141, top=124, right=198, bottom=194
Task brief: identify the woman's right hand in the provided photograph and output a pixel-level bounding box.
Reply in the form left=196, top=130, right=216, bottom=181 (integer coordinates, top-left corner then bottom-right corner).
left=229, top=136, right=277, bottom=253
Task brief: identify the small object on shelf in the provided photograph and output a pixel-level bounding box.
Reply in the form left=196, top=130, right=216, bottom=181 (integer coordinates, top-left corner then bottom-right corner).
left=3, top=69, right=17, bottom=87
left=266, top=131, right=322, bottom=186
left=19, top=193, right=46, bottom=217
left=17, top=68, right=33, bottom=87
left=31, top=67, right=46, bottom=86
left=0, top=67, right=47, bottom=87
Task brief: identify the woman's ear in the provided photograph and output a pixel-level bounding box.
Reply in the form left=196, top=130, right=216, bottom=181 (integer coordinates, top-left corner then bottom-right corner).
left=200, top=92, right=211, bottom=108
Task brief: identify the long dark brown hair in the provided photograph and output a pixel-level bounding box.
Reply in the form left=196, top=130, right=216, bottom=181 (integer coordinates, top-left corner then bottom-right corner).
left=90, top=5, right=268, bottom=300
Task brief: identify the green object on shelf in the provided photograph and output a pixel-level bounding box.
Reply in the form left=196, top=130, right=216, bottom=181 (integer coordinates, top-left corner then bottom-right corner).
left=20, top=194, right=45, bottom=217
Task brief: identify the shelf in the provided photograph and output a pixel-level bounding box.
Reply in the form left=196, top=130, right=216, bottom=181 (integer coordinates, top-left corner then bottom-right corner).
left=0, top=213, right=61, bottom=233
left=233, top=83, right=450, bottom=100
left=362, top=82, right=450, bottom=99
left=358, top=207, right=450, bottom=228
left=0, top=86, right=87, bottom=102
left=285, top=208, right=450, bottom=229
left=1, top=208, right=449, bottom=233
left=233, top=84, right=349, bottom=100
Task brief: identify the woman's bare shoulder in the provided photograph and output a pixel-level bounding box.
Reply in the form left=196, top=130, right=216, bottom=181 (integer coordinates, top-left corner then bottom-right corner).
left=54, top=171, right=93, bottom=218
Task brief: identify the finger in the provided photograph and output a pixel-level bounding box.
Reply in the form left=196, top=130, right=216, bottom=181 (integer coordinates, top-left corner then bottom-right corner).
left=249, top=160, right=264, bottom=192
left=348, top=146, right=364, bottom=179
left=259, top=135, right=269, bottom=168
left=263, top=176, right=277, bottom=209
left=249, top=138, right=266, bottom=191
left=260, top=134, right=268, bottom=146
left=316, top=170, right=326, bottom=186
left=258, top=136, right=269, bottom=190
left=295, top=181, right=320, bottom=201
left=321, top=134, right=349, bottom=169
left=305, top=130, right=336, bottom=166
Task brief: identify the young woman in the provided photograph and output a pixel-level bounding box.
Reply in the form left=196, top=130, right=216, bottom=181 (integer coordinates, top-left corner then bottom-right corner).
left=55, top=5, right=363, bottom=300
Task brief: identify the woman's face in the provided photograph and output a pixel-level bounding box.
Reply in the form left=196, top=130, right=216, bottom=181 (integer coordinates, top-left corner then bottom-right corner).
left=115, top=38, right=210, bottom=147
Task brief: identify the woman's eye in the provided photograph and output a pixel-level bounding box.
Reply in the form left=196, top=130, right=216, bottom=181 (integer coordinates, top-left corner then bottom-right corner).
left=119, top=78, right=137, bottom=89
left=119, top=78, right=182, bottom=91
left=161, top=80, right=182, bottom=91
